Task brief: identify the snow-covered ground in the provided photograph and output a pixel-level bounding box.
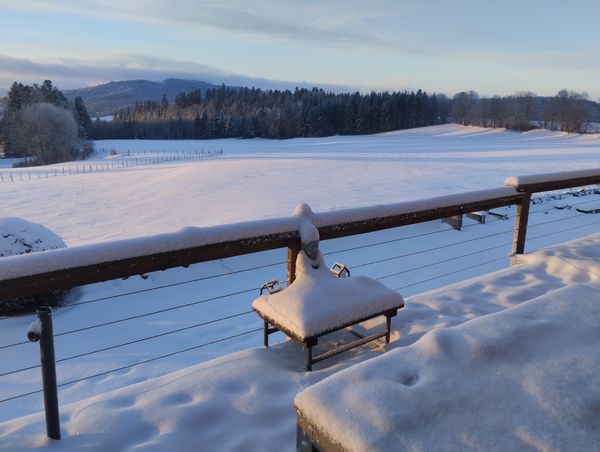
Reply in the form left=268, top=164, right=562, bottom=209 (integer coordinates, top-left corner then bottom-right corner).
left=3, top=233, right=600, bottom=450
left=1, top=124, right=600, bottom=449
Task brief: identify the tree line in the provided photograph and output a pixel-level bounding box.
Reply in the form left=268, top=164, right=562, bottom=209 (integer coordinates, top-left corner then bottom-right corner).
left=2, top=80, right=598, bottom=166
left=0, top=80, right=93, bottom=163
left=451, top=90, right=597, bottom=133
left=91, top=86, right=449, bottom=140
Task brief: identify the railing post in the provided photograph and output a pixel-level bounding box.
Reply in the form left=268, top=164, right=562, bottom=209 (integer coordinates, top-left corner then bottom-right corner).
left=287, top=240, right=301, bottom=286
left=27, top=306, right=61, bottom=440
left=512, top=191, right=531, bottom=261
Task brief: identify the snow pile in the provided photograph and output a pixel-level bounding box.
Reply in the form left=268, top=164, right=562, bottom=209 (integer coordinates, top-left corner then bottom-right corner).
left=0, top=217, right=65, bottom=257
left=516, top=232, right=600, bottom=281
left=0, top=217, right=67, bottom=315
left=292, top=203, right=319, bottom=259
left=252, top=251, right=403, bottom=340
left=0, top=347, right=303, bottom=451
left=295, top=283, right=600, bottom=451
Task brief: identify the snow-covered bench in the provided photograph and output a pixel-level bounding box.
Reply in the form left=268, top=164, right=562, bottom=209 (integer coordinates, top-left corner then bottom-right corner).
left=252, top=251, right=404, bottom=371
left=294, top=283, right=600, bottom=451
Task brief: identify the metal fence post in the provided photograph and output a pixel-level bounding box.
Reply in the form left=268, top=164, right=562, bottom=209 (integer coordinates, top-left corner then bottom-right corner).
left=27, top=306, right=61, bottom=440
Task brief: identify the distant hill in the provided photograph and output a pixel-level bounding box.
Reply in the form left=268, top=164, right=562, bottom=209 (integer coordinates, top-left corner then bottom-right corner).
left=64, top=79, right=224, bottom=117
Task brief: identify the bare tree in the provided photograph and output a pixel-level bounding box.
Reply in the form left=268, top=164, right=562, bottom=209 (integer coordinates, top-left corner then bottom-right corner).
left=542, top=90, right=592, bottom=133
left=14, top=103, right=78, bottom=164
left=451, top=91, right=480, bottom=126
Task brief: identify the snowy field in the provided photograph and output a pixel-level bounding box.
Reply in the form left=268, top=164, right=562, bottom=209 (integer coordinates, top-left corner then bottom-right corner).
left=2, top=124, right=600, bottom=245
left=2, top=124, right=600, bottom=449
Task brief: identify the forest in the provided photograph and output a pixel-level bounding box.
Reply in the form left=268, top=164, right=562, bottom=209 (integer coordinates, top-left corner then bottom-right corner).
left=91, top=86, right=448, bottom=139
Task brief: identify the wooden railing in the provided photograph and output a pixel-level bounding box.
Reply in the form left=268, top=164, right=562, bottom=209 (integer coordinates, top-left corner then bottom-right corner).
left=0, top=188, right=521, bottom=298
left=2, top=168, right=600, bottom=300
left=503, top=169, right=600, bottom=256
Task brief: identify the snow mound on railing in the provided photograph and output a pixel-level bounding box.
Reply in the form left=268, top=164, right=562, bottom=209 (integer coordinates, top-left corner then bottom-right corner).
left=504, top=168, right=600, bottom=187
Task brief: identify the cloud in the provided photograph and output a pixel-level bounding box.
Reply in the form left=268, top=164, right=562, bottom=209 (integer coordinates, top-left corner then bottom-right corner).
left=0, top=54, right=354, bottom=92
left=0, top=54, right=219, bottom=87
left=0, top=0, right=402, bottom=50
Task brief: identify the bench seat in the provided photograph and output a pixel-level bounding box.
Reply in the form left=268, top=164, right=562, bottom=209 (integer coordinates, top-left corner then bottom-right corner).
left=252, top=251, right=404, bottom=370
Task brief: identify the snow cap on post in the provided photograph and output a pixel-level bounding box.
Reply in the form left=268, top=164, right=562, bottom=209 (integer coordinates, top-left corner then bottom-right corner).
left=27, top=318, right=42, bottom=342
left=292, top=203, right=320, bottom=262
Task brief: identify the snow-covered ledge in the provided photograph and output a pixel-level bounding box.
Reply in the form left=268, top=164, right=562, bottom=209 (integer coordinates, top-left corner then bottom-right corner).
left=295, top=283, right=600, bottom=451
left=505, top=168, right=600, bottom=192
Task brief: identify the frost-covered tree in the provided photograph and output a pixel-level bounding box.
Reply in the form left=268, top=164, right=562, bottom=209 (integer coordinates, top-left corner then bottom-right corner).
left=0, top=80, right=92, bottom=157
left=14, top=103, right=79, bottom=165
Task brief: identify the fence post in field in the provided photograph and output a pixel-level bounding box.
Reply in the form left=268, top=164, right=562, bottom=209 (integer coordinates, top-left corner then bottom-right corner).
left=27, top=307, right=61, bottom=440
left=512, top=191, right=532, bottom=260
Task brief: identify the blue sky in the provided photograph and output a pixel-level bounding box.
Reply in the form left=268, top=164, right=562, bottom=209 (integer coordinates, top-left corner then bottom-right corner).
left=0, top=0, right=599, bottom=98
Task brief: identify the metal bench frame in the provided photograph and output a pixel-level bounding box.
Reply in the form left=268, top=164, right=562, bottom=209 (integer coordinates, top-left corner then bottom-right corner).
left=257, top=307, right=400, bottom=371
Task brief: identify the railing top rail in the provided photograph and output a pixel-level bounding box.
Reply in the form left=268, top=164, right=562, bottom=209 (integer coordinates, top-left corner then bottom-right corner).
left=0, top=187, right=521, bottom=298
left=505, top=168, right=600, bottom=193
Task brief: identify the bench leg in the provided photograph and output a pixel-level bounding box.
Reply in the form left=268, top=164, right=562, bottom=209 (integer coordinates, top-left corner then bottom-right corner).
left=385, top=315, right=392, bottom=343
left=264, top=320, right=269, bottom=347
left=305, top=338, right=318, bottom=372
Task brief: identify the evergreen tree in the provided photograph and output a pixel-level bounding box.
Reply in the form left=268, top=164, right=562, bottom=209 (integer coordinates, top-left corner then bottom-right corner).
left=73, top=96, right=93, bottom=138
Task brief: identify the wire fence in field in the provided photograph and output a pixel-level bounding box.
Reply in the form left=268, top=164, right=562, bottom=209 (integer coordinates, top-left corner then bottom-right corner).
left=1, top=188, right=600, bottom=420
left=0, top=149, right=224, bottom=183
